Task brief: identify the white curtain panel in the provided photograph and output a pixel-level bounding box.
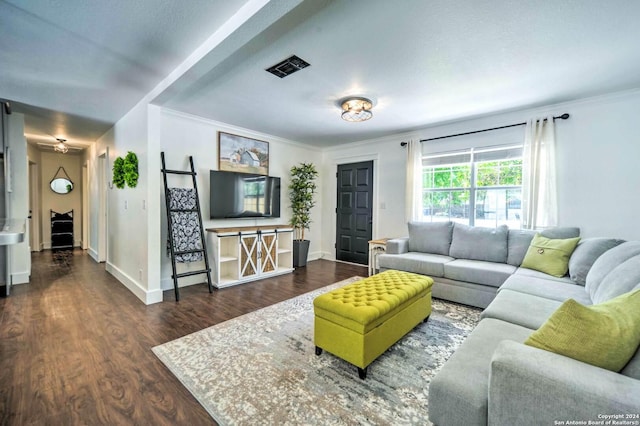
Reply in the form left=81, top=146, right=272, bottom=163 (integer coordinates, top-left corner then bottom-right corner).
left=405, top=139, right=422, bottom=222
left=522, top=116, right=558, bottom=229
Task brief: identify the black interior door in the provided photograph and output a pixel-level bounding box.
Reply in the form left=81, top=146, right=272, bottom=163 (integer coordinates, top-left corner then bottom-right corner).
left=336, top=161, right=373, bottom=264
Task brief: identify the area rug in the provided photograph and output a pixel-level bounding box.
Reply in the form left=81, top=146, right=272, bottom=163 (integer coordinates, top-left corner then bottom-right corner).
left=153, top=277, right=482, bottom=425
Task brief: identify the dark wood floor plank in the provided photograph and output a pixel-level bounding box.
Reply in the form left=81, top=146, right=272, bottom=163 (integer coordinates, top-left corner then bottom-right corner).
left=0, top=250, right=366, bottom=425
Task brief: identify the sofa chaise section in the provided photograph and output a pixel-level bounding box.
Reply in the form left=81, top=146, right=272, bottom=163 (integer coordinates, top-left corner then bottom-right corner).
left=429, top=240, right=640, bottom=425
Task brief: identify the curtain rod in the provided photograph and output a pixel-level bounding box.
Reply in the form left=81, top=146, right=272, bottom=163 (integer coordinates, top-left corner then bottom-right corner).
left=400, top=113, right=570, bottom=147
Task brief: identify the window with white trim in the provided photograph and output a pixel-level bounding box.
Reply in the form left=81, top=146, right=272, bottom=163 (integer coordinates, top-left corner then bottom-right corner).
left=421, top=145, right=523, bottom=228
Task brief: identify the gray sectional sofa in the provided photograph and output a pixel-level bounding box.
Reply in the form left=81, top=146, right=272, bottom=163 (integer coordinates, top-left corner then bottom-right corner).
left=378, top=221, right=581, bottom=308
left=378, top=222, right=640, bottom=425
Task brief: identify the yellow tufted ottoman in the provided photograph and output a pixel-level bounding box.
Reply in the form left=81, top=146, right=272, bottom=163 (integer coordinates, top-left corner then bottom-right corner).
left=313, top=270, right=433, bottom=379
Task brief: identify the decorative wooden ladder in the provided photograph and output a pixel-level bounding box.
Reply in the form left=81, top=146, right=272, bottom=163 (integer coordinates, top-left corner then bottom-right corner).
left=161, top=152, right=213, bottom=301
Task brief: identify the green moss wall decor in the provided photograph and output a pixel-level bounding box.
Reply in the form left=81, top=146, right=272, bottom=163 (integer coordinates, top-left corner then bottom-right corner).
left=112, top=157, right=125, bottom=189
left=112, top=151, right=139, bottom=189
left=124, top=151, right=139, bottom=188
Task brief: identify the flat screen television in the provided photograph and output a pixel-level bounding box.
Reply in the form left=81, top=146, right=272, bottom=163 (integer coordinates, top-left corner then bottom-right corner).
left=210, top=170, right=281, bottom=219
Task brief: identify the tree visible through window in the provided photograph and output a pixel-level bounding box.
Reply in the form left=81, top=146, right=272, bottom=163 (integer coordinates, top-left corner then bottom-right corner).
left=421, top=146, right=523, bottom=228
left=243, top=179, right=265, bottom=213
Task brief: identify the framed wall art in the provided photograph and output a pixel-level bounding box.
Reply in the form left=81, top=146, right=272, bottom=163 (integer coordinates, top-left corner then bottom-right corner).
left=218, top=132, right=269, bottom=175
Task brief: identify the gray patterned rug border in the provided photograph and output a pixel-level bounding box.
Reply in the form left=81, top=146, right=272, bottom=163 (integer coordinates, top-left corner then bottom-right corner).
left=153, top=277, right=482, bottom=425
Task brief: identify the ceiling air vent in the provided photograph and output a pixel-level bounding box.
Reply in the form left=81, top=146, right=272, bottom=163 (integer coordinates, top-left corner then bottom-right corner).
left=265, top=55, right=310, bottom=78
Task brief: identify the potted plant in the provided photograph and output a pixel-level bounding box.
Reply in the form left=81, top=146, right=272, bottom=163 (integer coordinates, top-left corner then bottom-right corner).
left=288, top=162, right=318, bottom=267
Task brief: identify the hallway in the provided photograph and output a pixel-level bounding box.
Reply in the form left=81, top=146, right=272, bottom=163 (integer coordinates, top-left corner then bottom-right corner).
left=0, top=250, right=366, bottom=425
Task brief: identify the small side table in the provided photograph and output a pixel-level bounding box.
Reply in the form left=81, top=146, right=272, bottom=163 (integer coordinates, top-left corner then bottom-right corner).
left=368, top=238, right=391, bottom=276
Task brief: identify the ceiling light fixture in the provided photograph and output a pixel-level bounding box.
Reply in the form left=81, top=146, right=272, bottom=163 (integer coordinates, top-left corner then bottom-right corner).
left=54, top=138, right=69, bottom=154
left=341, top=97, right=373, bottom=122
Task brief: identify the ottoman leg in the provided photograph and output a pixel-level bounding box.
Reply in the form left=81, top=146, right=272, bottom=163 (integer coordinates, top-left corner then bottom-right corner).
left=423, top=315, right=430, bottom=323
left=315, top=346, right=323, bottom=356
left=357, top=367, right=367, bottom=380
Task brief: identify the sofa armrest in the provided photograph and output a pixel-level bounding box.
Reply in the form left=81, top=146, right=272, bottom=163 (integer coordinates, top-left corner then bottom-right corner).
left=489, top=340, right=640, bottom=426
left=386, top=237, right=409, bottom=254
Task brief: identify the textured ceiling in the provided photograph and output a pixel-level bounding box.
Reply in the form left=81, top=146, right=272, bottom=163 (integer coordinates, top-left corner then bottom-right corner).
left=3, top=0, right=640, bottom=148
left=161, top=0, right=640, bottom=145
left=0, top=0, right=249, bottom=147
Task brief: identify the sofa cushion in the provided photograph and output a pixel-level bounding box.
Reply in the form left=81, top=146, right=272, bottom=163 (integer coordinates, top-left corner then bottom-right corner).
left=449, top=224, right=508, bottom=263
left=378, top=252, right=453, bottom=277
left=444, top=259, right=516, bottom=288
left=592, top=257, right=640, bottom=304
left=500, top=274, right=592, bottom=305
left=481, top=289, right=563, bottom=330
left=429, top=318, right=532, bottom=426
left=569, top=238, right=624, bottom=286
left=525, top=289, right=640, bottom=372
left=622, top=346, right=640, bottom=380
left=520, top=234, right=580, bottom=277
left=407, top=221, right=454, bottom=255
left=586, top=242, right=640, bottom=301
left=506, top=227, right=580, bottom=266
left=430, top=278, right=498, bottom=309
left=513, top=267, right=575, bottom=284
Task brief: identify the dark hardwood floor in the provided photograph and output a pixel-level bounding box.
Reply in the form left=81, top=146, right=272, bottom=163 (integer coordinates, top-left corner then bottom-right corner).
left=0, top=250, right=367, bottom=425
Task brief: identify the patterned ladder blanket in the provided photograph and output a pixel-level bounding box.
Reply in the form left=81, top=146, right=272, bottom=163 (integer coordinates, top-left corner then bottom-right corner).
left=167, top=188, right=203, bottom=263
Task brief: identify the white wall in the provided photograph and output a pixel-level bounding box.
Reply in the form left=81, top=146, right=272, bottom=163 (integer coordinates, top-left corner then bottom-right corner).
left=158, top=109, right=322, bottom=290
left=91, top=100, right=152, bottom=303
left=320, top=89, right=640, bottom=258
left=6, top=113, right=30, bottom=284
left=90, top=88, right=640, bottom=304
left=553, top=91, right=640, bottom=239
left=321, top=134, right=413, bottom=260
left=40, top=151, right=83, bottom=248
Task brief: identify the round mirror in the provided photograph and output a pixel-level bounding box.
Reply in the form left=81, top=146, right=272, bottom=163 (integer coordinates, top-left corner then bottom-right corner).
left=51, top=177, right=74, bottom=194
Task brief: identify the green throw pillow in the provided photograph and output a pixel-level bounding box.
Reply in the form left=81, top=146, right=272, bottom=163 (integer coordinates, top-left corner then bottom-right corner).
left=525, top=289, right=640, bottom=372
left=520, top=234, right=580, bottom=277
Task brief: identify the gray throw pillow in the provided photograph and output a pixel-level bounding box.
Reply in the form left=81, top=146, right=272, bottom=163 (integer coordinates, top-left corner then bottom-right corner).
left=507, top=230, right=535, bottom=266
left=449, top=223, right=508, bottom=263
left=407, top=221, right=454, bottom=255
left=569, top=238, right=625, bottom=285
left=540, top=227, right=580, bottom=239
left=506, top=227, right=580, bottom=266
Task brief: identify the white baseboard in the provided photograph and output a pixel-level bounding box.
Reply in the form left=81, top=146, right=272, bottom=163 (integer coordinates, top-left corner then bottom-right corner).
left=318, top=251, right=335, bottom=261
left=106, top=262, right=163, bottom=305
left=308, top=251, right=324, bottom=261
left=11, top=270, right=30, bottom=285
left=88, top=248, right=99, bottom=262
left=161, top=274, right=208, bottom=291
left=315, top=252, right=368, bottom=268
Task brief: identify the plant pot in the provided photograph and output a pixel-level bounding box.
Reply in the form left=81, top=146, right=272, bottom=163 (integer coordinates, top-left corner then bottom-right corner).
left=293, top=240, right=310, bottom=268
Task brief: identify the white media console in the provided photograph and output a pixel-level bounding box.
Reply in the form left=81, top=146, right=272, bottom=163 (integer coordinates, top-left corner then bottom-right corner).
left=206, top=225, right=294, bottom=288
